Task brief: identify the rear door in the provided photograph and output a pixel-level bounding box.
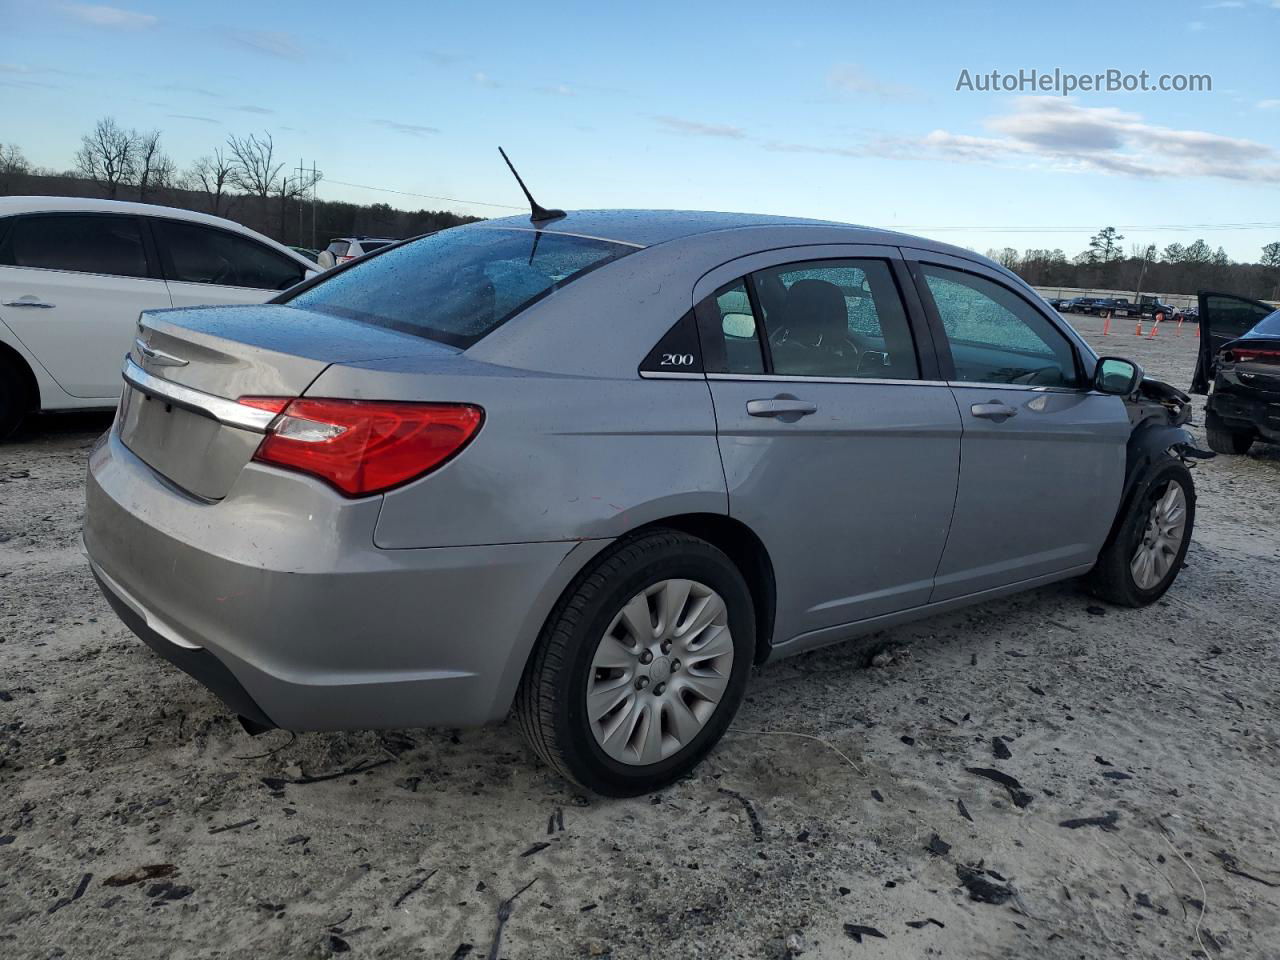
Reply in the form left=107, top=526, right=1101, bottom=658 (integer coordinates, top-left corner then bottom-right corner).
left=1191, top=291, right=1277, bottom=394
left=904, top=250, right=1130, bottom=601
left=0, top=212, right=170, bottom=398
left=150, top=218, right=308, bottom=309
left=696, top=244, right=962, bottom=646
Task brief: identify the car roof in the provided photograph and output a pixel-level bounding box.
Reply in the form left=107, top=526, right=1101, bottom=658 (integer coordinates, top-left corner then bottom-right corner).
left=477, top=208, right=1005, bottom=271
left=0, top=196, right=318, bottom=265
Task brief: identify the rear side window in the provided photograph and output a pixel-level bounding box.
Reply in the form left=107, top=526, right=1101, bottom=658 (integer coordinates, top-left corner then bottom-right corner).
left=357, top=240, right=392, bottom=253
left=920, top=264, right=1080, bottom=387
left=0, top=214, right=147, bottom=278
left=156, top=220, right=305, bottom=291
left=697, top=258, right=920, bottom=380
left=325, top=240, right=351, bottom=256
left=289, top=227, right=635, bottom=348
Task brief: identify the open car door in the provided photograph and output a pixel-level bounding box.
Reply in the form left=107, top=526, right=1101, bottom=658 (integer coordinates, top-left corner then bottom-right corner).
left=1191, top=290, right=1277, bottom=394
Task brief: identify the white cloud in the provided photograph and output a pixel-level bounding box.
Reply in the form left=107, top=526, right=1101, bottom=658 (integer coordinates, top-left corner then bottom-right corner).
left=921, top=96, right=1280, bottom=183
left=653, top=115, right=747, bottom=139
left=225, top=29, right=305, bottom=61
left=374, top=119, right=440, bottom=137
left=1258, top=99, right=1280, bottom=109
left=60, top=4, right=156, bottom=27
left=827, top=64, right=917, bottom=102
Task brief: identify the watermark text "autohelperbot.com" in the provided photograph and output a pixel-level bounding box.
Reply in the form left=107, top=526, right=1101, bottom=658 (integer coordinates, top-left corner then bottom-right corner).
left=956, top=68, right=1212, bottom=95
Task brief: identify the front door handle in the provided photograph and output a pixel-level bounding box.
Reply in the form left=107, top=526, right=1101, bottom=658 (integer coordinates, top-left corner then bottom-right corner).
left=746, top=397, right=818, bottom=419
left=2, top=297, right=54, bottom=308
left=970, top=401, right=1019, bottom=421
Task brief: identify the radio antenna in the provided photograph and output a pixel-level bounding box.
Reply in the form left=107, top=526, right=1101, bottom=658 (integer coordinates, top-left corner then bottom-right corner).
left=498, top=147, right=565, bottom=223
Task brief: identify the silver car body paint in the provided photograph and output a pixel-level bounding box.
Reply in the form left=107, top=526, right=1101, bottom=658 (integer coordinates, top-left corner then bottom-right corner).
left=84, top=210, right=1129, bottom=731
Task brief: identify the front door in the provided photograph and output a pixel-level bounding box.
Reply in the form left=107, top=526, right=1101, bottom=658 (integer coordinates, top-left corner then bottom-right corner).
left=905, top=251, right=1130, bottom=601
left=695, top=246, right=962, bottom=646
left=0, top=213, right=170, bottom=398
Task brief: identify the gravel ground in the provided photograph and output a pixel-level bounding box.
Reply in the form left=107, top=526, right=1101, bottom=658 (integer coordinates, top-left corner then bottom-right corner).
left=2, top=314, right=1278, bottom=959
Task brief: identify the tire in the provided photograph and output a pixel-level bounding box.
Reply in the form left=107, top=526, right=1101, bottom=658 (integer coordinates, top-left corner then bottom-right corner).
left=1086, top=458, right=1195, bottom=607
left=1205, top=410, right=1254, bottom=456
left=515, top=529, right=755, bottom=796
left=0, top=354, right=34, bottom=441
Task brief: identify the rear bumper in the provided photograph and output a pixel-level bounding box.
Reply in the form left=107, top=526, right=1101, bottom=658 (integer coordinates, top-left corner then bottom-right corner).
left=1208, top=388, right=1280, bottom=442
left=85, top=428, right=606, bottom=730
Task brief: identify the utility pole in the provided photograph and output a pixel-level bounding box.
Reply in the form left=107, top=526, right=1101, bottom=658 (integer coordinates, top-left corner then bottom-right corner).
left=311, top=161, right=318, bottom=250
left=296, top=159, right=304, bottom=247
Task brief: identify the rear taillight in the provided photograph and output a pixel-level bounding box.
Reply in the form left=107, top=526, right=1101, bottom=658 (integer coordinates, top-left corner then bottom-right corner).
left=1223, top=347, right=1280, bottom=365
left=238, top=397, right=483, bottom=496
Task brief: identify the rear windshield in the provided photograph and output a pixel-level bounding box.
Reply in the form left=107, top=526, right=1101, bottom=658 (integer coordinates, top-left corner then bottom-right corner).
left=289, top=227, right=636, bottom=347
left=1248, top=308, right=1280, bottom=337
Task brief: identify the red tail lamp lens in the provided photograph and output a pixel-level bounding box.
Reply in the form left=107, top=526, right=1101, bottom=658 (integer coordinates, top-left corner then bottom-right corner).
left=239, top=397, right=483, bottom=496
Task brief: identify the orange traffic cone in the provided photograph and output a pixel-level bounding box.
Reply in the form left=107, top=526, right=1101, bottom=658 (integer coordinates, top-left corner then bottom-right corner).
left=1148, top=319, right=1160, bottom=338
left=1135, top=319, right=1144, bottom=336
left=1196, top=322, right=1200, bottom=338
left=1102, top=312, right=1111, bottom=335
left=1176, top=317, right=1184, bottom=336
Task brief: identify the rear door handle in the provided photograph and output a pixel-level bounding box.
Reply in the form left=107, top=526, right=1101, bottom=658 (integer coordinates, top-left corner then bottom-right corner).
left=746, top=397, right=818, bottom=419
left=970, top=401, right=1019, bottom=421
left=2, top=297, right=54, bottom=308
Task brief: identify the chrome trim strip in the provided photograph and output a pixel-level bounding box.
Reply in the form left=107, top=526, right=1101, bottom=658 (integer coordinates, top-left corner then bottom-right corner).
left=89, top=556, right=203, bottom=650
left=473, top=225, right=647, bottom=249
left=706, top=373, right=949, bottom=387
left=133, top=338, right=189, bottom=367
left=945, top=380, right=1087, bottom=395
left=121, top=356, right=277, bottom=433
left=639, top=370, right=706, bottom=380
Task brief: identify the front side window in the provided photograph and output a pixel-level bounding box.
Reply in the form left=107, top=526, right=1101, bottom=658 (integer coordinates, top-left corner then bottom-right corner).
left=157, top=220, right=305, bottom=291
left=921, top=264, right=1080, bottom=387
left=289, top=227, right=635, bottom=348
left=0, top=214, right=147, bottom=278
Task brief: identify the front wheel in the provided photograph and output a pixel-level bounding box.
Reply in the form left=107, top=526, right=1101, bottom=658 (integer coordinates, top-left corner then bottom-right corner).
left=515, top=530, right=755, bottom=796
left=1086, top=458, right=1195, bottom=607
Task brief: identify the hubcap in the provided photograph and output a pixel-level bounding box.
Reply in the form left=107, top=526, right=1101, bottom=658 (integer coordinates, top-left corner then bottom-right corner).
left=1130, top=481, right=1187, bottom=590
left=586, top=578, right=734, bottom=766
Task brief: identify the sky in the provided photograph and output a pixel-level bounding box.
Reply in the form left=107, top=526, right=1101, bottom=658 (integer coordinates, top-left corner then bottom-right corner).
left=2, top=0, right=1278, bottom=260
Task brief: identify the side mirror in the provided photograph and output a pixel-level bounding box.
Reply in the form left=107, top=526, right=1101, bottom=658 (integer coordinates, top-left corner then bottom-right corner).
left=1094, top=356, right=1144, bottom=395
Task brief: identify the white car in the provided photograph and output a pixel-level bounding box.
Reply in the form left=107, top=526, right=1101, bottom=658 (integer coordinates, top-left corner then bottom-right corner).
left=0, top=197, right=320, bottom=437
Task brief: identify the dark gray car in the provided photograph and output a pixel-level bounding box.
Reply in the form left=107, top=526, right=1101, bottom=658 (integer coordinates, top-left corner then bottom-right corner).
left=84, top=210, right=1199, bottom=795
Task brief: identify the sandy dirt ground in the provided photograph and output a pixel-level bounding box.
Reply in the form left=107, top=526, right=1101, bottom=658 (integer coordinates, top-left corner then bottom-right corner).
left=2, top=314, right=1278, bottom=960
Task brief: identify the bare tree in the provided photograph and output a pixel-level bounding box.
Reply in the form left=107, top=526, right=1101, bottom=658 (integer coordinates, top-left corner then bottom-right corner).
left=74, top=117, right=139, bottom=200
left=135, top=129, right=175, bottom=202
left=226, top=132, right=284, bottom=200
left=185, top=149, right=235, bottom=217
left=0, top=142, right=30, bottom=194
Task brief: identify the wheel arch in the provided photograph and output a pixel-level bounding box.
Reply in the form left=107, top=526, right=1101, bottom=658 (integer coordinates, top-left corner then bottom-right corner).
left=0, top=338, right=40, bottom=415
left=1100, top=423, right=1195, bottom=556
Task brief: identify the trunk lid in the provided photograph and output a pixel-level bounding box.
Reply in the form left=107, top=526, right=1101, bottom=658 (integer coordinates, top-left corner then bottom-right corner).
left=121, top=304, right=459, bottom=500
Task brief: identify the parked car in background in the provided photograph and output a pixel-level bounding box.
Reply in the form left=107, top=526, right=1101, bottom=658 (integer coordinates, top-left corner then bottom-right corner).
left=1191, top=290, right=1280, bottom=454
left=316, top=236, right=398, bottom=269
left=0, top=197, right=320, bottom=438
left=290, top=246, right=321, bottom=263
left=84, top=209, right=1199, bottom=795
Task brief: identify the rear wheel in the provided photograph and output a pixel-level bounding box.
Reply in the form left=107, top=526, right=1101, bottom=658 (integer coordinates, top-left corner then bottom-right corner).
left=1087, top=458, right=1195, bottom=607
left=1205, top=410, right=1254, bottom=455
left=0, top=355, right=34, bottom=441
left=515, top=530, right=754, bottom=796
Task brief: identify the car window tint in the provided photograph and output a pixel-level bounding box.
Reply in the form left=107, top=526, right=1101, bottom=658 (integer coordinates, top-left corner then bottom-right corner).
left=358, top=240, right=392, bottom=252
left=921, top=264, right=1079, bottom=387
left=3, top=214, right=147, bottom=278
left=1205, top=294, right=1273, bottom=341
left=326, top=240, right=350, bottom=256
left=751, top=259, right=919, bottom=379
left=288, top=227, right=635, bottom=348
left=158, top=221, right=304, bottom=291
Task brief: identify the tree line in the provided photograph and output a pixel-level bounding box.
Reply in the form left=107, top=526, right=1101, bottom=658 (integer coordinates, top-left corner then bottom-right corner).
left=0, top=118, right=479, bottom=249
left=988, top=225, right=1280, bottom=301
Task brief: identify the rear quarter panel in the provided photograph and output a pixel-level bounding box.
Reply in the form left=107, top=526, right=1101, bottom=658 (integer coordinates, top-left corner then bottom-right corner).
left=305, top=358, right=727, bottom=549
